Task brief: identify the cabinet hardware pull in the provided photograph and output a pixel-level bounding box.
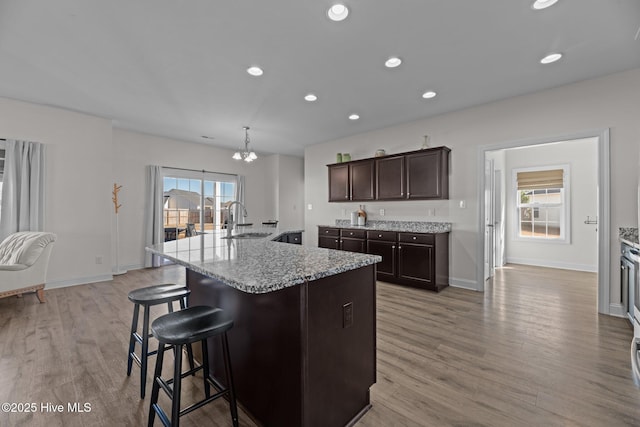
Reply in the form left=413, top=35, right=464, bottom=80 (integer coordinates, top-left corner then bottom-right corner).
left=392, top=246, right=395, bottom=249
left=413, top=236, right=417, bottom=240
left=378, top=234, right=382, bottom=238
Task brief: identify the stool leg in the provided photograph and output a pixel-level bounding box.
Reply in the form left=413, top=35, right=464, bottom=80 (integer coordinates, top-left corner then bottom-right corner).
left=140, top=305, right=151, bottom=399
left=171, top=344, right=183, bottom=427
left=167, top=301, right=174, bottom=313
left=127, top=303, right=140, bottom=376
left=221, top=332, right=239, bottom=427
left=147, top=341, right=165, bottom=427
left=179, top=298, right=196, bottom=374
left=201, top=339, right=210, bottom=398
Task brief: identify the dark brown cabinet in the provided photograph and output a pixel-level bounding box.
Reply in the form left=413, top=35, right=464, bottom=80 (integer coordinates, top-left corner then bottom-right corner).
left=375, top=155, right=405, bottom=200
left=340, top=229, right=367, bottom=253
left=328, top=160, right=375, bottom=202
left=328, top=164, right=349, bottom=202
left=349, top=160, right=375, bottom=201
left=406, top=149, right=449, bottom=200
left=318, top=226, right=449, bottom=291
left=366, top=231, right=397, bottom=281
left=318, top=227, right=341, bottom=249
left=329, top=146, right=450, bottom=202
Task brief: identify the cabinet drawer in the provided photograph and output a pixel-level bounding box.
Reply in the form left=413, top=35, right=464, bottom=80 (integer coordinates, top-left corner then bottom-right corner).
left=341, top=229, right=366, bottom=239
left=319, top=227, right=340, bottom=237
left=366, top=230, right=397, bottom=242
left=398, top=232, right=434, bottom=245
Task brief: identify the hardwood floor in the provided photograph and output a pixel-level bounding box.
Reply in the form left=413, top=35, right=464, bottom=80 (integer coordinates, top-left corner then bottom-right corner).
left=1, top=264, right=639, bottom=426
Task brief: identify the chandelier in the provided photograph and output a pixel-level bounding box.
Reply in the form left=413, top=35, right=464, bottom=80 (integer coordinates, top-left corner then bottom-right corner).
left=232, top=126, right=258, bottom=162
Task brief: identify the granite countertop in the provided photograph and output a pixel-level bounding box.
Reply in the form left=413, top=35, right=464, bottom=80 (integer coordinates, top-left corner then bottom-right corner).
left=620, top=227, right=639, bottom=249
left=320, top=220, right=452, bottom=233
left=146, top=227, right=381, bottom=295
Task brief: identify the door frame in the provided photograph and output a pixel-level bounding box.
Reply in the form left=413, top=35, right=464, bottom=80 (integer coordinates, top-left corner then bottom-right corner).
left=476, top=128, right=610, bottom=314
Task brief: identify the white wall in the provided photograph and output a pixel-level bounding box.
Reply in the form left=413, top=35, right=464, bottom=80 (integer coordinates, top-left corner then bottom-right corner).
left=112, top=129, right=305, bottom=270
left=0, top=97, right=113, bottom=286
left=0, top=97, right=305, bottom=284
left=504, top=138, right=598, bottom=271
left=274, top=154, right=305, bottom=232
left=304, top=68, right=640, bottom=304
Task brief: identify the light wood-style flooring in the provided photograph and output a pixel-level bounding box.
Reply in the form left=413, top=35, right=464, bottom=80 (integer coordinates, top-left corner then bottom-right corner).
left=1, top=264, right=639, bottom=426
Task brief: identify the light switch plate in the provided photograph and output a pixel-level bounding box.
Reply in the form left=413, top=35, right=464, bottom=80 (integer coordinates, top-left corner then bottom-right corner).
left=459, top=200, right=466, bottom=209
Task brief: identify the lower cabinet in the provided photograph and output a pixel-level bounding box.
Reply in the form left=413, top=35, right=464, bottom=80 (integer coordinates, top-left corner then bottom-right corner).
left=274, top=232, right=303, bottom=245
left=319, top=227, right=449, bottom=291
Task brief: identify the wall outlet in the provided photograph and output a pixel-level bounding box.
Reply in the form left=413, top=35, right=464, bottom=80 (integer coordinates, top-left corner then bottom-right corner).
left=95, top=256, right=103, bottom=265
left=379, top=208, right=385, bottom=216
left=427, top=208, right=435, bottom=217
left=343, top=302, right=353, bottom=328
left=459, top=200, right=466, bottom=209
left=307, top=204, right=313, bottom=210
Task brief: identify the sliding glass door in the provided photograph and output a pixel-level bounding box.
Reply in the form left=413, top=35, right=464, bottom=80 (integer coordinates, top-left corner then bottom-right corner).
left=162, top=169, right=236, bottom=241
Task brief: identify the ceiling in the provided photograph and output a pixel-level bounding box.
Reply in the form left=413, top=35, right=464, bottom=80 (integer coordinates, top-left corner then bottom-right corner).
left=0, top=1, right=639, bottom=157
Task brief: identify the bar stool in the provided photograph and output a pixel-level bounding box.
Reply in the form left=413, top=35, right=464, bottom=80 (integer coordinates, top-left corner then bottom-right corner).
left=148, top=305, right=239, bottom=427
left=127, top=283, right=194, bottom=399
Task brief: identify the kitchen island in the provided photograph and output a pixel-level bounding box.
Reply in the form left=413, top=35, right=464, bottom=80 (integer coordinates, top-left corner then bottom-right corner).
left=146, top=228, right=381, bottom=427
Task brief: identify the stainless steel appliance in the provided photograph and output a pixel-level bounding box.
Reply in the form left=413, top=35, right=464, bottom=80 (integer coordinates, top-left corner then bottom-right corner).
left=627, top=242, right=640, bottom=380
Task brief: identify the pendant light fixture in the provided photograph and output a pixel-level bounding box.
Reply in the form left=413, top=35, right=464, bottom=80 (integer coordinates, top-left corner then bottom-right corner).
left=232, top=126, right=258, bottom=162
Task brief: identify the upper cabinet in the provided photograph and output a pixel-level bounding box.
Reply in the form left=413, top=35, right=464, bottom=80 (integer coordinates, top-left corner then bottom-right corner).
left=329, top=146, right=450, bottom=202
left=328, top=159, right=375, bottom=202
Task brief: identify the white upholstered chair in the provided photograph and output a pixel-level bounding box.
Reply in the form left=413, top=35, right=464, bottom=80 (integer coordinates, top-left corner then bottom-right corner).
left=0, top=232, right=56, bottom=303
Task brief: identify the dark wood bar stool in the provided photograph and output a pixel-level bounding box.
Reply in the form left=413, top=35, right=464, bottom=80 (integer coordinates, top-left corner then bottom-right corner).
left=148, top=305, right=239, bottom=427
left=127, top=283, right=194, bottom=399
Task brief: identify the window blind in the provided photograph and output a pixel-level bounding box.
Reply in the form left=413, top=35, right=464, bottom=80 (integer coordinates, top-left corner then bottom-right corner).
left=516, top=169, right=564, bottom=190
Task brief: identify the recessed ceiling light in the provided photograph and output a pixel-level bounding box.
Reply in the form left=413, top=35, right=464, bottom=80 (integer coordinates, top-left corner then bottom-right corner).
left=328, top=4, right=349, bottom=21
left=348, top=114, right=360, bottom=120
left=304, top=94, right=318, bottom=102
left=532, top=0, right=559, bottom=10
left=422, top=91, right=437, bottom=99
left=247, top=66, right=264, bottom=76
left=540, top=53, right=562, bottom=64
left=385, top=57, right=402, bottom=68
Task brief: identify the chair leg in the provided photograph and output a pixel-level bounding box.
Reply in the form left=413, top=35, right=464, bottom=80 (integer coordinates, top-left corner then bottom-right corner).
left=221, top=333, right=239, bottom=427
left=140, top=305, right=151, bottom=399
left=148, top=340, right=165, bottom=427
left=171, top=344, right=183, bottom=427
left=36, top=288, right=46, bottom=303
left=127, top=304, right=140, bottom=376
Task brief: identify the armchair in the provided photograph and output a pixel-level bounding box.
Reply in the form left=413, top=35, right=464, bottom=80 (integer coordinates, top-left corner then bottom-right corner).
left=0, top=232, right=56, bottom=303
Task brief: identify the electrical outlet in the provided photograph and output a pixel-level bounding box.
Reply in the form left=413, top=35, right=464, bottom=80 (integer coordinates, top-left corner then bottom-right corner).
left=379, top=208, right=385, bottom=216
left=95, top=256, right=103, bottom=265
left=427, top=208, right=435, bottom=216
left=307, top=204, right=313, bottom=210
left=343, top=302, right=353, bottom=328
left=459, top=200, right=466, bottom=209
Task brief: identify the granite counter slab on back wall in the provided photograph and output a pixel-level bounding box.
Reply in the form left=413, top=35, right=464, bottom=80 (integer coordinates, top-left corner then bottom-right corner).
left=332, top=220, right=452, bottom=233
left=619, top=227, right=639, bottom=245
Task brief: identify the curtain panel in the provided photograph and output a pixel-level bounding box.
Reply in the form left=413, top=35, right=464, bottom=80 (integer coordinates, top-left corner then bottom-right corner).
left=0, top=139, right=46, bottom=240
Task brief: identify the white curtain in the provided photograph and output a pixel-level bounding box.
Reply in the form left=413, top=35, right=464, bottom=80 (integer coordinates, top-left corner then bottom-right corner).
left=234, top=175, right=245, bottom=224
left=144, top=165, right=164, bottom=267
left=0, top=139, right=45, bottom=240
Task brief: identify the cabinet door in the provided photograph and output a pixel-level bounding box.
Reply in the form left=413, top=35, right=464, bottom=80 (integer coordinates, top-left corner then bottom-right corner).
left=397, top=243, right=434, bottom=286
left=340, top=238, right=366, bottom=253
left=319, top=236, right=341, bottom=249
left=286, top=233, right=302, bottom=245
left=328, top=164, right=350, bottom=202
left=376, top=156, right=405, bottom=200
left=406, top=149, right=448, bottom=199
left=350, top=160, right=375, bottom=201
left=366, top=240, right=396, bottom=281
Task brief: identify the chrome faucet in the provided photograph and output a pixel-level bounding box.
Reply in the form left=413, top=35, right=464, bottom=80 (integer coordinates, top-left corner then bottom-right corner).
left=227, top=201, right=248, bottom=238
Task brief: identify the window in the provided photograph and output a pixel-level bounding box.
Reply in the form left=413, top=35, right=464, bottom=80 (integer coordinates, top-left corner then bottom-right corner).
left=162, top=169, right=236, bottom=241
left=514, top=166, right=569, bottom=242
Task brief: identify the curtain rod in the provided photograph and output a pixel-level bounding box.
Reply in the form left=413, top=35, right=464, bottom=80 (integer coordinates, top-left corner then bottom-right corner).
left=161, top=166, right=238, bottom=177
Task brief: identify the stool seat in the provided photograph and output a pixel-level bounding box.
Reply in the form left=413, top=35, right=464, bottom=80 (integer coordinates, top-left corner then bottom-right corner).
left=152, top=306, right=233, bottom=346
left=148, top=305, right=239, bottom=427
left=128, top=284, right=190, bottom=305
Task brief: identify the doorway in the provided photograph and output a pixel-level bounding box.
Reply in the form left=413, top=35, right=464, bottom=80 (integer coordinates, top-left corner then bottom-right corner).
left=477, top=129, right=611, bottom=314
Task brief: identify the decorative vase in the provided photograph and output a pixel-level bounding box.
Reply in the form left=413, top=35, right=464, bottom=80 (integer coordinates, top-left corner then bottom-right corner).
left=336, top=153, right=343, bottom=163
left=342, top=153, right=351, bottom=162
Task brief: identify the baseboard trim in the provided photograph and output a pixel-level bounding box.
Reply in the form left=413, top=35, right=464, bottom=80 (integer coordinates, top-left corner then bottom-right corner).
left=609, top=302, right=625, bottom=318
left=449, top=277, right=480, bottom=291
left=506, top=257, right=597, bottom=273
left=46, top=274, right=114, bottom=290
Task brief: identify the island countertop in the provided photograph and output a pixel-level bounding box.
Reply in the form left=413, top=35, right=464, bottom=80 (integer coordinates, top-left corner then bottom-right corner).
left=145, top=227, right=381, bottom=294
